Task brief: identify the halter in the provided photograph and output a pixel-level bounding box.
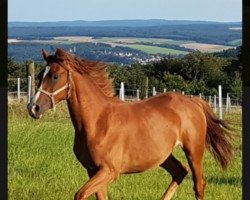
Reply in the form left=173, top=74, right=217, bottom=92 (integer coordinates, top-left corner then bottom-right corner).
left=38, top=70, right=72, bottom=112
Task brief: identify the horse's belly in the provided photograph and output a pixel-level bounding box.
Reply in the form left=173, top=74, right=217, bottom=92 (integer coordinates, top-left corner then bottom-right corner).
left=120, top=138, right=175, bottom=173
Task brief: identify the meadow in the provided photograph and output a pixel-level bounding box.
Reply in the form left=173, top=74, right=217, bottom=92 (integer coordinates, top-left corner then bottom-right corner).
left=126, top=44, right=188, bottom=55
left=8, top=101, right=242, bottom=200
left=10, top=36, right=234, bottom=55
left=53, top=36, right=234, bottom=54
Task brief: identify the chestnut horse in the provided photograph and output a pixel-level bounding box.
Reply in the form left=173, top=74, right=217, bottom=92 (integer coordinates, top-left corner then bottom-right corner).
left=28, top=48, right=233, bottom=200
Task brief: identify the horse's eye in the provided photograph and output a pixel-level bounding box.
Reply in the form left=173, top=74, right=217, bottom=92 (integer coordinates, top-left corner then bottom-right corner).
left=53, top=74, right=59, bottom=80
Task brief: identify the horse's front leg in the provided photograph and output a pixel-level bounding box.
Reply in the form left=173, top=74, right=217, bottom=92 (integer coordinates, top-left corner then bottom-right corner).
left=75, top=187, right=107, bottom=200
left=95, top=186, right=108, bottom=200
left=75, top=166, right=116, bottom=200
left=87, top=168, right=108, bottom=200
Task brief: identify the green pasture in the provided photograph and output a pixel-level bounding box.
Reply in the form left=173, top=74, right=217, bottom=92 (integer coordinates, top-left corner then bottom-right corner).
left=95, top=37, right=195, bottom=45
left=228, top=39, right=242, bottom=46
left=127, top=44, right=189, bottom=55
left=8, top=101, right=242, bottom=200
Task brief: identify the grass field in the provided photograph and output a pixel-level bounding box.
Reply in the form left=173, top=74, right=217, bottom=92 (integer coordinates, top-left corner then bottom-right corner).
left=53, top=36, right=195, bottom=46
left=11, top=36, right=235, bottom=55
left=180, top=43, right=234, bottom=53
left=227, top=39, right=242, bottom=46
left=52, top=36, right=235, bottom=53
left=127, top=44, right=189, bottom=55
left=8, top=101, right=242, bottom=200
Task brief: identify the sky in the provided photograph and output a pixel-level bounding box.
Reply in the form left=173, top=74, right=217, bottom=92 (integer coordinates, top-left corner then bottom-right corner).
left=8, top=0, right=242, bottom=22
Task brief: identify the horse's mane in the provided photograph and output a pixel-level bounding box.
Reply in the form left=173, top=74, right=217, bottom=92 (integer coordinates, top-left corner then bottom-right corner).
left=68, top=55, right=115, bottom=98
left=44, top=49, right=115, bottom=97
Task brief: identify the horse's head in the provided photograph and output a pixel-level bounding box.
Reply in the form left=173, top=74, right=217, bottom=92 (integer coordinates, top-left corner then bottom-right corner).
left=28, top=48, right=72, bottom=119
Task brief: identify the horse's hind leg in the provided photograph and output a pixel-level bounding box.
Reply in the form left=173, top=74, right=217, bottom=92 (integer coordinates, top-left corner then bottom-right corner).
left=183, top=146, right=206, bottom=200
left=160, top=154, right=188, bottom=200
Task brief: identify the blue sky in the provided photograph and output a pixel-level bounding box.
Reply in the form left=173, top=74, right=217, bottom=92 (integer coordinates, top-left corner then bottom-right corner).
left=8, top=0, right=242, bottom=22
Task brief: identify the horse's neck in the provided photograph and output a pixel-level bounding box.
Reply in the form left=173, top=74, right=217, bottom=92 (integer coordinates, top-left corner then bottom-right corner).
left=67, top=73, right=111, bottom=135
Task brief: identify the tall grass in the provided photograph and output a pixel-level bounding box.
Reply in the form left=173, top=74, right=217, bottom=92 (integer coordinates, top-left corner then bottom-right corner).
left=8, top=101, right=242, bottom=200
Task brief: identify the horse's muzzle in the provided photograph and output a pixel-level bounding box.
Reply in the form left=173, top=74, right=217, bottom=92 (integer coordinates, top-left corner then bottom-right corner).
left=27, top=103, right=43, bottom=119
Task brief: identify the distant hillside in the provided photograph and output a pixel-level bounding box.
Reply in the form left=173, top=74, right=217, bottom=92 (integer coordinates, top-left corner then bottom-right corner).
left=8, top=25, right=242, bottom=46
left=8, top=19, right=242, bottom=27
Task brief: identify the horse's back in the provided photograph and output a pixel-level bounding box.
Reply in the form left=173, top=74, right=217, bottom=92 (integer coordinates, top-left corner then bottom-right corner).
left=109, top=92, right=207, bottom=142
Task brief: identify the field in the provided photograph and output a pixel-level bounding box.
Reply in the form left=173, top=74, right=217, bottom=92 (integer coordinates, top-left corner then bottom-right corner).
left=9, top=36, right=234, bottom=55
left=180, top=43, right=233, bottom=53
left=126, top=44, right=188, bottom=55
left=54, top=36, right=234, bottom=54
left=227, top=39, right=242, bottom=46
left=8, top=101, right=242, bottom=200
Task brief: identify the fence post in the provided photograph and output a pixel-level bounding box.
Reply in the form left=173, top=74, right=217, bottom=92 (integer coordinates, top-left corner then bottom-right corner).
left=119, top=82, right=125, bottom=101
left=208, top=96, right=212, bottom=106
left=17, top=78, right=20, bottom=101
left=27, top=76, right=32, bottom=104
left=136, top=89, right=140, bottom=101
left=173, top=89, right=175, bottom=92
left=214, top=95, right=217, bottom=113
left=182, top=91, right=185, bottom=95
left=153, top=87, right=156, bottom=96
left=26, top=61, right=36, bottom=97
left=226, top=93, right=229, bottom=113
left=163, top=88, right=166, bottom=93
left=145, top=77, right=148, bottom=98
left=229, top=97, right=232, bottom=113
left=199, top=93, right=202, bottom=99
left=218, top=85, right=222, bottom=119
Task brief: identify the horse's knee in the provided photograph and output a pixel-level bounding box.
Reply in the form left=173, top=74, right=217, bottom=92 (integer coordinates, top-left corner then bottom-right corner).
left=172, top=164, right=189, bottom=184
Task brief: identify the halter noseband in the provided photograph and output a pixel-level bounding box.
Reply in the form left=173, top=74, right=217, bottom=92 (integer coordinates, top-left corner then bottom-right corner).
left=38, top=70, right=72, bottom=112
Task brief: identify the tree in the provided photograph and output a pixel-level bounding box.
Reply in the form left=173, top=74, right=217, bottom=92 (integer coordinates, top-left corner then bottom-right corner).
left=8, top=58, right=45, bottom=92
left=181, top=52, right=229, bottom=94
left=163, top=72, right=191, bottom=93
left=229, top=71, right=242, bottom=100
left=8, top=58, right=26, bottom=91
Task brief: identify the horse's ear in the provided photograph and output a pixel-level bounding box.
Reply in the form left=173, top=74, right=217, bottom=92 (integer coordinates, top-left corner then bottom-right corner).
left=42, top=49, right=49, bottom=60
left=55, top=48, right=68, bottom=60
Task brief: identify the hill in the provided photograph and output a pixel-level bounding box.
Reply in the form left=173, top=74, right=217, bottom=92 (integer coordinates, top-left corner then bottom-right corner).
left=8, top=20, right=242, bottom=46
left=8, top=19, right=242, bottom=27
left=8, top=19, right=242, bottom=64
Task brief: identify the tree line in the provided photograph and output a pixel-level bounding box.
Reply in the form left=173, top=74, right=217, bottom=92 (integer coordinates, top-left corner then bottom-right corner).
left=9, top=23, right=241, bottom=45
left=8, top=47, right=242, bottom=100
left=108, top=48, right=242, bottom=99
left=8, top=42, right=149, bottom=64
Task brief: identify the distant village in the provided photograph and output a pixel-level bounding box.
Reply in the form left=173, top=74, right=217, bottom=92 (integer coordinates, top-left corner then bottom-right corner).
left=68, top=45, right=163, bottom=65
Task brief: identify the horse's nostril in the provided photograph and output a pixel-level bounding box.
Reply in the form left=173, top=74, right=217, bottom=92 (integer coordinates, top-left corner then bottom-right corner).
left=34, top=105, right=40, bottom=113
left=31, top=104, right=40, bottom=114
left=28, top=104, right=43, bottom=119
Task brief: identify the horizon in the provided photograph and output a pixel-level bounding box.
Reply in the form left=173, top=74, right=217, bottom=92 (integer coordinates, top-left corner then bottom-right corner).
left=8, top=19, right=242, bottom=23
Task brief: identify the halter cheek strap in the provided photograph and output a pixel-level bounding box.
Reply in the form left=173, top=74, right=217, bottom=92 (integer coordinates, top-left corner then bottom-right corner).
left=38, top=70, right=72, bottom=112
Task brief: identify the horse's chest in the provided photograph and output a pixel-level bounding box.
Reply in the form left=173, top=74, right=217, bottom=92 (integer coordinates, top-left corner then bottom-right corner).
left=73, top=134, right=96, bottom=170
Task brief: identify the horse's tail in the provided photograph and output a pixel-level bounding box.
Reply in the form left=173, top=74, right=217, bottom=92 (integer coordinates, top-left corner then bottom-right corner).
left=195, top=97, right=234, bottom=169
